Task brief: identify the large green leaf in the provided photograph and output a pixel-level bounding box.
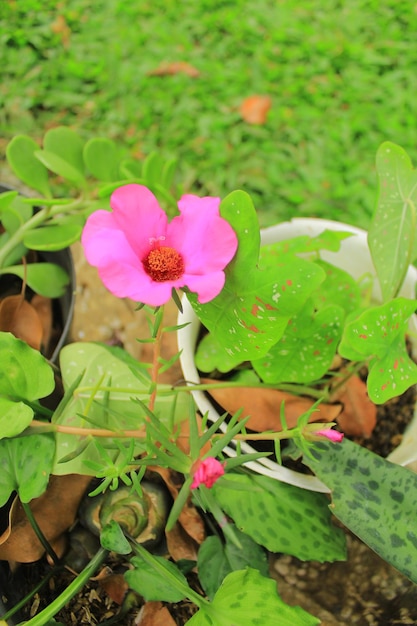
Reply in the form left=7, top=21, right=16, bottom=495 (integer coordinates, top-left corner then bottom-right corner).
left=83, top=137, right=120, bottom=181
left=253, top=301, right=344, bottom=384
left=43, top=126, right=85, bottom=177
left=338, top=297, right=417, bottom=403
left=188, top=191, right=325, bottom=365
left=6, top=135, right=51, bottom=197
left=53, top=342, right=189, bottom=475
left=0, top=331, right=55, bottom=400
left=369, top=142, right=417, bottom=301
left=0, top=433, right=55, bottom=505
left=212, top=472, right=346, bottom=562
left=188, top=568, right=319, bottom=626
left=0, top=262, right=70, bottom=297
left=304, top=438, right=417, bottom=583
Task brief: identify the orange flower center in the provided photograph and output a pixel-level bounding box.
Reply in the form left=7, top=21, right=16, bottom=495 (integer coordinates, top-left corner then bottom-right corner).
left=143, top=246, right=185, bottom=282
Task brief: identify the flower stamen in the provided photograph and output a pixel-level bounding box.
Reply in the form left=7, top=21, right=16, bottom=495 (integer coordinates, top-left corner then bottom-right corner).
left=143, top=246, right=185, bottom=282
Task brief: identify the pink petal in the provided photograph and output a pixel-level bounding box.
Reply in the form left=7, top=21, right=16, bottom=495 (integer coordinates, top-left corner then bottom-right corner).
left=111, top=184, right=168, bottom=259
left=183, top=271, right=226, bottom=303
left=191, top=457, right=225, bottom=489
left=168, top=194, right=238, bottom=274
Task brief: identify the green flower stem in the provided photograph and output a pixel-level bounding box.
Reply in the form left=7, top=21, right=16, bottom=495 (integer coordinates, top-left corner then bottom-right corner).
left=16, top=548, right=108, bottom=626
left=20, top=501, right=60, bottom=566
left=131, top=541, right=207, bottom=609
left=195, top=485, right=242, bottom=549
left=28, top=419, right=147, bottom=439
left=0, top=195, right=87, bottom=268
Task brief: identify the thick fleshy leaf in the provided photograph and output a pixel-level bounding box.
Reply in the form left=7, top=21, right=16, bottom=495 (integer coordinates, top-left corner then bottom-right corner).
left=253, top=301, right=344, bottom=384
left=23, top=223, right=83, bottom=251
left=304, top=438, right=417, bottom=584
left=369, top=142, right=417, bottom=301
left=43, top=126, right=85, bottom=177
left=0, top=262, right=70, bottom=297
left=212, top=472, right=346, bottom=562
left=339, top=297, right=417, bottom=403
left=188, top=191, right=325, bottom=364
left=83, top=137, right=120, bottom=181
left=0, top=433, right=55, bottom=505
left=198, top=527, right=268, bottom=600
left=187, top=568, right=320, bottom=626
left=6, top=135, right=51, bottom=197
left=0, top=331, right=55, bottom=400
left=34, top=149, right=86, bottom=185
left=0, top=398, right=34, bottom=439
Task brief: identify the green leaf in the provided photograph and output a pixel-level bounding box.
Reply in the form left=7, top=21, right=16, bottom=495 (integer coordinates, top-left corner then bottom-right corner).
left=53, top=342, right=189, bottom=475
left=126, top=555, right=188, bottom=603
left=43, top=126, right=85, bottom=177
left=253, top=301, right=344, bottom=384
left=101, top=521, right=132, bottom=554
left=311, top=259, right=361, bottom=314
left=83, top=137, right=120, bottom=181
left=304, top=438, right=417, bottom=584
left=34, top=149, right=86, bottom=186
left=188, top=191, right=325, bottom=366
left=23, top=223, right=83, bottom=251
left=260, top=230, right=354, bottom=257
left=187, top=568, right=320, bottom=626
left=338, top=298, right=417, bottom=403
left=0, top=331, right=55, bottom=400
left=369, top=142, right=417, bottom=301
left=212, top=472, right=346, bottom=562
left=198, top=527, right=268, bottom=600
left=0, top=433, right=55, bottom=505
left=0, top=190, right=19, bottom=212
left=0, top=398, right=34, bottom=439
left=0, top=262, right=70, bottom=297
left=6, top=135, right=51, bottom=197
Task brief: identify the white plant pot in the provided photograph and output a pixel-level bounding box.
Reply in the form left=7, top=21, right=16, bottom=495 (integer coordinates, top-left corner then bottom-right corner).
left=177, top=218, right=417, bottom=492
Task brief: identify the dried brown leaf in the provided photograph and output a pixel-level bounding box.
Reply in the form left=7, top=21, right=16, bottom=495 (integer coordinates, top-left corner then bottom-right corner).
left=240, top=95, right=272, bottom=124
left=147, top=61, right=200, bottom=78
left=0, top=474, right=91, bottom=563
left=98, top=573, right=128, bottom=605
left=333, top=375, right=377, bottom=437
left=137, top=601, right=177, bottom=626
left=166, top=521, right=199, bottom=562
left=202, top=379, right=341, bottom=432
left=31, top=294, right=53, bottom=352
left=0, top=294, right=43, bottom=350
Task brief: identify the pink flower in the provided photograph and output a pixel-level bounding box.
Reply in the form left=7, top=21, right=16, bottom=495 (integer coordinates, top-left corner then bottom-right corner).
left=315, top=428, right=344, bottom=443
left=191, top=457, right=225, bottom=489
left=81, top=184, right=238, bottom=306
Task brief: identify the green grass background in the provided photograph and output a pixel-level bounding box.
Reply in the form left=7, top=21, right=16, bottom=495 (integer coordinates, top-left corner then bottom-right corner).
left=1, top=0, right=417, bottom=227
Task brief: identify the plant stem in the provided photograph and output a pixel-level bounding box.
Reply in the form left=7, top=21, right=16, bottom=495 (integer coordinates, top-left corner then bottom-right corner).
left=1, top=566, right=62, bottom=622
left=15, top=548, right=108, bottom=626
left=20, top=501, right=60, bottom=566
left=28, top=419, right=147, bottom=439
left=148, top=306, right=165, bottom=413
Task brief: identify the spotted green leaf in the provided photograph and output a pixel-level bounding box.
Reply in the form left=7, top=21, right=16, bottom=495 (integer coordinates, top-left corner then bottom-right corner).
left=0, top=398, right=34, bottom=439
left=212, top=472, right=346, bottom=562
left=188, top=568, right=320, bottom=626
left=338, top=297, right=417, bottom=403
left=369, top=142, right=417, bottom=301
left=304, top=438, right=417, bottom=584
left=100, top=521, right=132, bottom=555
left=188, top=191, right=325, bottom=365
left=253, top=301, right=344, bottom=384
left=198, top=526, right=269, bottom=600
left=126, top=554, right=188, bottom=603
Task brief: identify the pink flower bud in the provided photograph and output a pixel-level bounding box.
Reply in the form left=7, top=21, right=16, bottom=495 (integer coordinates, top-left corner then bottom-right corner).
left=191, top=457, right=225, bottom=489
left=315, top=428, right=344, bottom=443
